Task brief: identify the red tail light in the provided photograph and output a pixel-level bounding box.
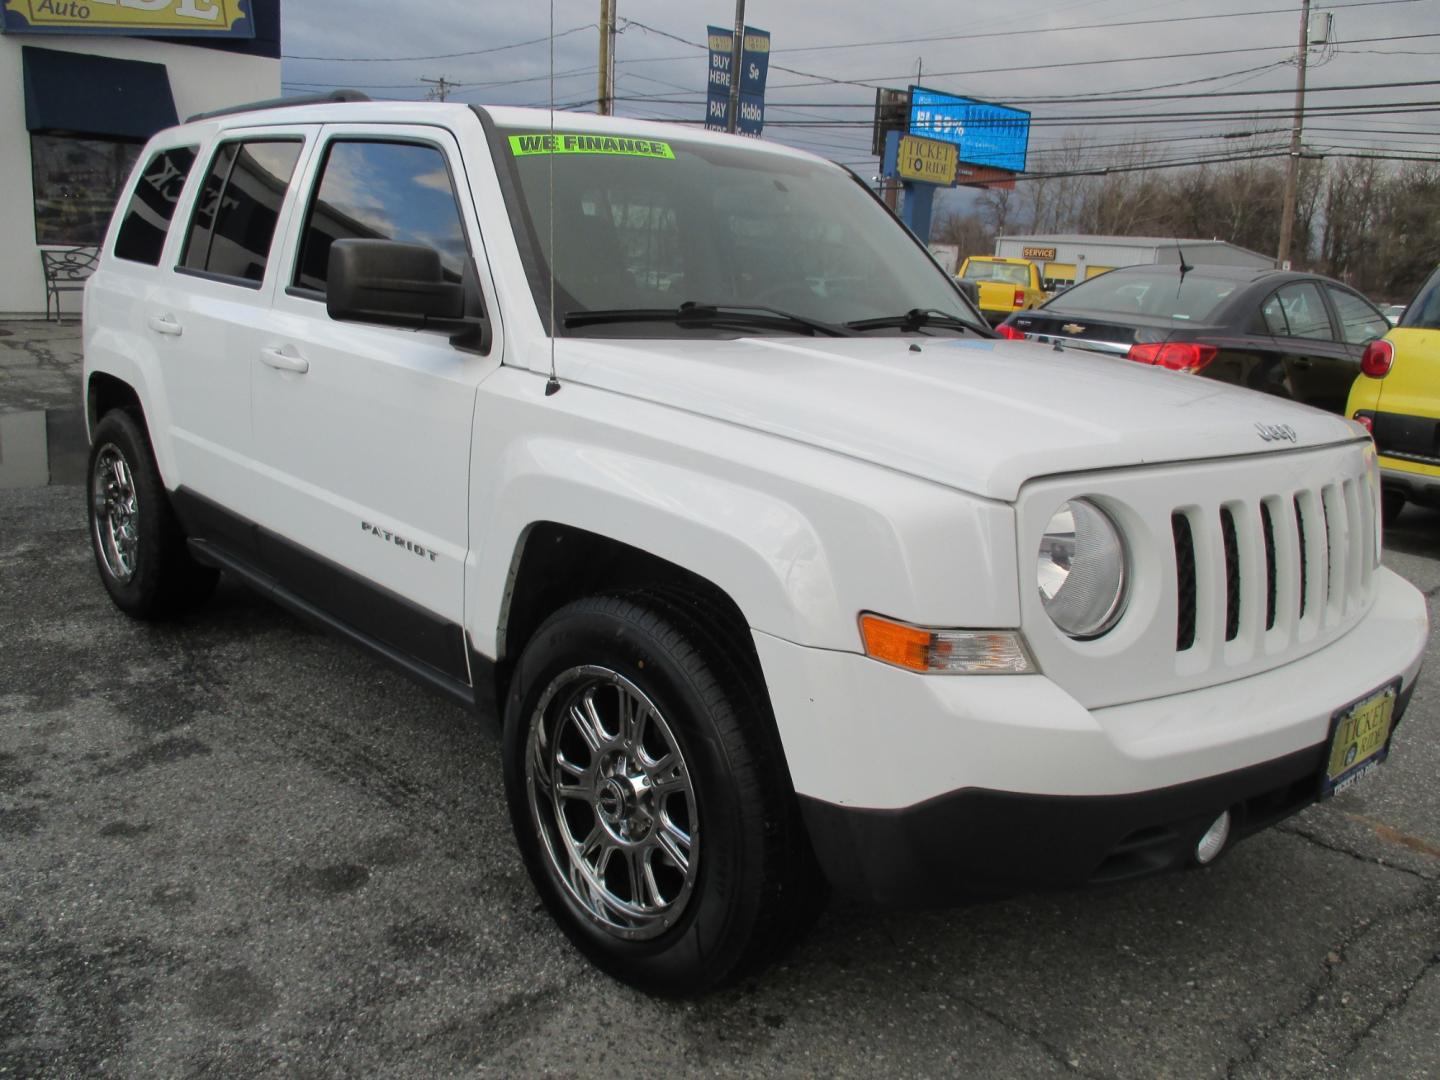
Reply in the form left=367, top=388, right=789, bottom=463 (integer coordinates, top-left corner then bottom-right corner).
left=1352, top=410, right=1375, bottom=435
left=1013, top=289, right=1026, bottom=307
left=1361, top=339, right=1395, bottom=378
left=995, top=323, right=1026, bottom=340
left=1127, top=341, right=1220, bottom=373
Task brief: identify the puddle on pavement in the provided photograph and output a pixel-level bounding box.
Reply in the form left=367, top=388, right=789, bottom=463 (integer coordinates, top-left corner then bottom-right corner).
left=0, top=407, right=88, bottom=488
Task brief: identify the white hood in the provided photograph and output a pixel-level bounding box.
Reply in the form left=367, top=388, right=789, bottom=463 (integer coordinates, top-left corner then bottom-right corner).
left=552, top=335, right=1363, bottom=501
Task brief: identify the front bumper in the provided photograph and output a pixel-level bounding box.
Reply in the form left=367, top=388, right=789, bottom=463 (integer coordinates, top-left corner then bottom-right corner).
left=800, top=682, right=1414, bottom=906
left=754, top=567, right=1428, bottom=906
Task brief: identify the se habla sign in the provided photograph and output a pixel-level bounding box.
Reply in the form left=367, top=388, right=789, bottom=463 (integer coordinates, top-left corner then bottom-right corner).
left=2, top=0, right=253, bottom=37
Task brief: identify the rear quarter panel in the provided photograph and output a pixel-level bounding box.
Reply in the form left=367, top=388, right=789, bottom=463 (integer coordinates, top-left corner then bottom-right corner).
left=1369, top=328, right=1440, bottom=421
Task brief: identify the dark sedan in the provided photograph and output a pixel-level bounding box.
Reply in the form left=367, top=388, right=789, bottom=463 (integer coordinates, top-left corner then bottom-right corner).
left=997, top=264, right=1391, bottom=414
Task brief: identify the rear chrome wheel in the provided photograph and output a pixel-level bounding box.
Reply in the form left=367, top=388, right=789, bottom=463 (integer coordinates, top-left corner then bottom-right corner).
left=86, top=409, right=216, bottom=619
left=526, top=666, right=698, bottom=940
left=91, top=443, right=140, bottom=584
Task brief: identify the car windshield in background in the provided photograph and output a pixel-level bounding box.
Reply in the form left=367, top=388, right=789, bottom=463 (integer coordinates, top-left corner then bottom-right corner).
left=1400, top=268, right=1440, bottom=330
left=963, top=262, right=1031, bottom=285
left=493, top=127, right=978, bottom=336
left=1045, top=270, right=1239, bottom=323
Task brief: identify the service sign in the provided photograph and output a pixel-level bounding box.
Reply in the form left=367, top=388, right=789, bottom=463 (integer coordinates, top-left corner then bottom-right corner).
left=1022, top=246, right=1058, bottom=260
left=908, top=86, right=1030, bottom=173
left=896, top=135, right=957, bottom=186
left=2, top=0, right=253, bottom=38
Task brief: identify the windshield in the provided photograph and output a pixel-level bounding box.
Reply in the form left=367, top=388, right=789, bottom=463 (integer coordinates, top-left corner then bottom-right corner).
left=491, top=125, right=979, bottom=336
left=962, top=261, right=1030, bottom=285
left=1400, top=267, right=1440, bottom=330
left=1045, top=270, right=1239, bottom=323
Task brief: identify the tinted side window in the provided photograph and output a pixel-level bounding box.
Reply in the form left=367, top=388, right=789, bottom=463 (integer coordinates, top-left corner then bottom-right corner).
left=1274, top=282, right=1333, bottom=340
left=1259, top=291, right=1289, bottom=336
left=293, top=141, right=468, bottom=294
left=1325, top=285, right=1389, bottom=345
left=180, top=140, right=303, bottom=284
left=113, top=146, right=197, bottom=265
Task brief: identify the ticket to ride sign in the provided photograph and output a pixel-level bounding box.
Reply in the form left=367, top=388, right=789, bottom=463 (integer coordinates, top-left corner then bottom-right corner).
left=2, top=0, right=253, bottom=37
left=896, top=135, right=957, bottom=186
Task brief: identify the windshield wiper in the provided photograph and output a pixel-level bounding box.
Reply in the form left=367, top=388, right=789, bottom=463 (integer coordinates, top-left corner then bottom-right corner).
left=844, top=308, right=986, bottom=334
left=564, top=301, right=854, bottom=337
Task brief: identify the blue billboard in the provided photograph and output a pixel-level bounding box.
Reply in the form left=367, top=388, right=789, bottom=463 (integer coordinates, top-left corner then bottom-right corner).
left=907, top=87, right=1030, bottom=173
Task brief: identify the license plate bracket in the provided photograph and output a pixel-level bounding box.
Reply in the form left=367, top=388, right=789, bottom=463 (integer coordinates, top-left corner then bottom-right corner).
left=1321, top=678, right=1401, bottom=798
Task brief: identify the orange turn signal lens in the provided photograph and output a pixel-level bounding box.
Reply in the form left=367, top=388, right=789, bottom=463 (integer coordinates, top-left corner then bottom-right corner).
left=860, top=615, right=932, bottom=672
left=859, top=614, right=1035, bottom=675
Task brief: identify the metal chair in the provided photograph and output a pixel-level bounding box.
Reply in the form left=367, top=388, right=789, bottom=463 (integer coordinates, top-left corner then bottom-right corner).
left=39, top=246, right=99, bottom=322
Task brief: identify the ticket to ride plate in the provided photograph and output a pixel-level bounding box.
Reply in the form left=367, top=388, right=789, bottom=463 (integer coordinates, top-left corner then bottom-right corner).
left=1322, top=679, right=1400, bottom=797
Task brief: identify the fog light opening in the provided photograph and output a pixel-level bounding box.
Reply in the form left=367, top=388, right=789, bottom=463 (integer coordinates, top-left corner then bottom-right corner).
left=1195, top=810, right=1232, bottom=865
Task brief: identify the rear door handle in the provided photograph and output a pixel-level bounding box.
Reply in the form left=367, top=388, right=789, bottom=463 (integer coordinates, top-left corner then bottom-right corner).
left=260, top=346, right=310, bottom=374
left=146, top=314, right=183, bottom=336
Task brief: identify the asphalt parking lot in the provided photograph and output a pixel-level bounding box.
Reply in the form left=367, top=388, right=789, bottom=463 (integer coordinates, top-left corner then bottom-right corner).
left=2, top=320, right=1438, bottom=1078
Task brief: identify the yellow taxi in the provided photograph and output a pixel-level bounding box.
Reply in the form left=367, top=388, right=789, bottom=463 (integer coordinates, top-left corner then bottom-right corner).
left=1347, top=265, right=1440, bottom=522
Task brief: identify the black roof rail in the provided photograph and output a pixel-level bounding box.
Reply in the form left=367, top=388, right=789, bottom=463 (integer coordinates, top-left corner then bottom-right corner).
left=187, top=89, right=371, bottom=123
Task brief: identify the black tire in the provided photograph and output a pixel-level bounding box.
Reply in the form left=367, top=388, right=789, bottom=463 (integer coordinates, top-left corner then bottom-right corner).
left=502, top=592, right=822, bottom=996
left=1382, top=489, right=1405, bottom=527
left=87, top=409, right=217, bottom=619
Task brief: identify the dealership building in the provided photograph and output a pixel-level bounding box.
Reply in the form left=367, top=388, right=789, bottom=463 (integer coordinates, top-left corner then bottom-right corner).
left=0, top=0, right=280, bottom=316
left=995, top=234, right=1274, bottom=292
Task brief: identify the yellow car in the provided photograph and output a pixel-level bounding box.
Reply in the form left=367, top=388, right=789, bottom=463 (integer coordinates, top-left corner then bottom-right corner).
left=1347, top=265, right=1440, bottom=522
left=956, top=256, right=1048, bottom=324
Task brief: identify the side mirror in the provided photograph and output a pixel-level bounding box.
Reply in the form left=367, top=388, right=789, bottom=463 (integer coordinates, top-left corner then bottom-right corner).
left=327, top=239, right=465, bottom=326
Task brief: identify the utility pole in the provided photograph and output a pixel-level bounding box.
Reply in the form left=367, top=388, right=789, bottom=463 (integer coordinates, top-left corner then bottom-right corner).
left=726, top=0, right=745, bottom=133
left=421, top=75, right=453, bottom=101
left=1276, top=0, right=1311, bottom=269
left=597, top=0, right=616, bottom=116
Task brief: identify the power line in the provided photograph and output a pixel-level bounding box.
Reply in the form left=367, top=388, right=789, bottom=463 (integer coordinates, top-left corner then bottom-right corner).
left=283, top=23, right=593, bottom=62
left=767, top=33, right=1440, bottom=90
left=688, top=99, right=1440, bottom=128
left=611, top=78, right=1440, bottom=109
left=603, top=59, right=1293, bottom=106
left=615, top=20, right=1439, bottom=92
left=764, top=0, right=1423, bottom=56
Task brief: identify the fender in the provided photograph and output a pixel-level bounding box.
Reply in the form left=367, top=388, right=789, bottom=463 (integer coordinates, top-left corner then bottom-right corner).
left=466, top=373, right=1020, bottom=657
left=83, top=277, right=181, bottom=488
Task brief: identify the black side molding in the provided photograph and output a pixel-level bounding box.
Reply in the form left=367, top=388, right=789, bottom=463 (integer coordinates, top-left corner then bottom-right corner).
left=173, top=487, right=490, bottom=712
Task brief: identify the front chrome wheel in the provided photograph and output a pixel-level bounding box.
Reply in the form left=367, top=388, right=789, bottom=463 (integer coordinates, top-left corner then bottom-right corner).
left=526, top=665, right=699, bottom=941
left=91, top=443, right=139, bottom=584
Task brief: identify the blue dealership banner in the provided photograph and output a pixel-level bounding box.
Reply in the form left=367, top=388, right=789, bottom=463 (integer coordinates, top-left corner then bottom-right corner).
left=705, top=24, right=770, bottom=137
left=908, top=86, right=1030, bottom=173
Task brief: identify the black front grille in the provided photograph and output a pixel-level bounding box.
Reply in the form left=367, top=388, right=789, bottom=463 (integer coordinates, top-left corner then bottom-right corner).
left=1173, top=513, right=1196, bottom=651
left=1220, top=507, right=1240, bottom=641
left=1261, top=502, right=1277, bottom=631
left=1321, top=495, right=1333, bottom=606
left=1295, top=496, right=1308, bottom=619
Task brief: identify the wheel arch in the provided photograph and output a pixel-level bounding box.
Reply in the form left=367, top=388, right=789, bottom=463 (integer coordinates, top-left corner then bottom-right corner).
left=495, top=521, right=759, bottom=685
left=84, top=360, right=178, bottom=489
left=87, top=370, right=146, bottom=432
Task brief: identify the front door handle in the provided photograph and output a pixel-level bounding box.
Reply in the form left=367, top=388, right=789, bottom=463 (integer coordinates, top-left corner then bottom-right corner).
left=260, top=346, right=310, bottom=374
left=146, top=314, right=183, bottom=336
left=1292, top=358, right=1313, bottom=369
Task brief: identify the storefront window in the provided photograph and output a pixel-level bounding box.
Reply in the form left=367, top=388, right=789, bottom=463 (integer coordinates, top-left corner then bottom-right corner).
left=31, top=134, right=143, bottom=246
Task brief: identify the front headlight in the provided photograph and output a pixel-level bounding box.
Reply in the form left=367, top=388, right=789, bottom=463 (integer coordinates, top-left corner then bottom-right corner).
left=1037, top=499, right=1128, bottom=638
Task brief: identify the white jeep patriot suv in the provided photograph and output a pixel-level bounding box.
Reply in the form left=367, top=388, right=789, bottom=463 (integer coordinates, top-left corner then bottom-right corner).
left=83, top=94, right=1428, bottom=995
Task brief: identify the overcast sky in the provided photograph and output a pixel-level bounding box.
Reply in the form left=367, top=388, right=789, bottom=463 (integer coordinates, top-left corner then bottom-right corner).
left=279, top=0, right=1440, bottom=175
